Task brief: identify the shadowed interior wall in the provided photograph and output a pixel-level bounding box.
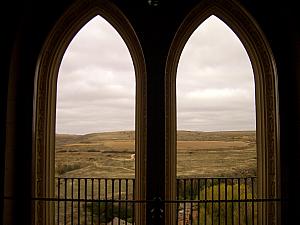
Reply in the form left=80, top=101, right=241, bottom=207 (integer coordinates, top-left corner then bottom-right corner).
left=1, top=1, right=300, bottom=225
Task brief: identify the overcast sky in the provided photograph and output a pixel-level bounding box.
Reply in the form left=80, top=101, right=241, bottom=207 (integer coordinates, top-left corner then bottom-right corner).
left=56, top=15, right=255, bottom=134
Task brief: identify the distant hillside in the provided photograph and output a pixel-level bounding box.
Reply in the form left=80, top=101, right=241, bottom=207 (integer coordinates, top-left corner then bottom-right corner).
left=56, top=131, right=135, bottom=153
left=177, top=130, right=255, bottom=142
left=56, top=130, right=134, bottom=143
left=56, top=130, right=255, bottom=145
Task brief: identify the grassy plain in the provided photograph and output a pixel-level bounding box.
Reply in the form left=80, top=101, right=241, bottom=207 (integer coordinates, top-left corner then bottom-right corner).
left=55, top=130, right=256, bottom=178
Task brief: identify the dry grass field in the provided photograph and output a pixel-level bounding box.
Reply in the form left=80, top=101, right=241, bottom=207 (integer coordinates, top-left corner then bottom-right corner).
left=55, top=130, right=256, bottom=178
left=177, top=131, right=256, bottom=177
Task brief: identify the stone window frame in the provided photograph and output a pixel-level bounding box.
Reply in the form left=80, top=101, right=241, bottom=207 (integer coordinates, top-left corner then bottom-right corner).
left=33, top=1, right=147, bottom=224
left=165, top=1, right=280, bottom=225
left=33, top=0, right=280, bottom=224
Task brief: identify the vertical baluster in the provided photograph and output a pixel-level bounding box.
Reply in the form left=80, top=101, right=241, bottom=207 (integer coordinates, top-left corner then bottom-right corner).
left=204, top=178, right=207, bottom=225
left=190, top=179, right=194, bottom=225
left=251, top=178, right=254, bottom=225
left=197, top=178, right=200, bottom=225
left=105, top=179, right=108, bottom=225
left=85, top=179, right=87, bottom=225
left=92, top=178, right=94, bottom=225
left=64, top=178, right=67, bottom=225
left=112, top=179, right=115, bottom=224
left=119, top=179, right=121, bottom=225
left=125, top=179, right=128, bottom=225
left=232, top=178, right=234, bottom=225
left=71, top=178, right=74, bottom=225
left=238, top=179, right=240, bottom=225
left=225, top=178, right=228, bottom=225
left=218, top=178, right=221, bottom=225
left=98, top=179, right=101, bottom=225
left=245, top=178, right=248, bottom=225
left=57, top=178, right=60, bottom=225
left=212, top=178, right=214, bottom=225
left=78, top=178, right=81, bottom=225
left=183, top=179, right=186, bottom=225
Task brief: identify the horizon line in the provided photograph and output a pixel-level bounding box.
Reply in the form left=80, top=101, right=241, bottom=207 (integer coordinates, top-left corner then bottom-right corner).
left=56, top=129, right=256, bottom=136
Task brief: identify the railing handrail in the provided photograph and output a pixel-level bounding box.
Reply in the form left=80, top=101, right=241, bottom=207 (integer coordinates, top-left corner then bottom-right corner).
left=176, top=176, right=257, bottom=179
left=55, top=177, right=135, bottom=179
left=55, top=176, right=257, bottom=179
left=53, top=176, right=260, bottom=225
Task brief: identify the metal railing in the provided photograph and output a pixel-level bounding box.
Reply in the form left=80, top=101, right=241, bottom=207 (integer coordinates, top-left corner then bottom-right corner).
left=52, top=177, right=261, bottom=225
left=176, top=177, right=257, bottom=225
left=55, top=177, right=135, bottom=225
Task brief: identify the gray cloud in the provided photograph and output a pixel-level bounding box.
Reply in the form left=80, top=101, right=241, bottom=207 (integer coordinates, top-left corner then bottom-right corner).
left=56, top=16, right=135, bottom=134
left=56, top=15, right=255, bottom=134
left=177, top=15, right=255, bottom=131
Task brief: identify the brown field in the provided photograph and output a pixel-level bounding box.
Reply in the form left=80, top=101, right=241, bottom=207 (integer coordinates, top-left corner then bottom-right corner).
left=55, top=130, right=256, bottom=178
left=177, top=140, right=248, bottom=150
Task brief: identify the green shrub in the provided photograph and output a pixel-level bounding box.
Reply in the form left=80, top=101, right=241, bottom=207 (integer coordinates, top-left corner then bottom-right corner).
left=178, top=183, right=257, bottom=225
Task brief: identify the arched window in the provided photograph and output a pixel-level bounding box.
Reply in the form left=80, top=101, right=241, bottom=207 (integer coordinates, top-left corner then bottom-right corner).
left=177, top=15, right=255, bottom=134
left=54, top=16, right=136, bottom=223
left=176, top=14, right=257, bottom=224
left=56, top=16, right=135, bottom=136
left=33, top=2, right=146, bottom=225
left=56, top=15, right=136, bottom=176
left=176, top=15, right=256, bottom=177
left=165, top=1, right=280, bottom=224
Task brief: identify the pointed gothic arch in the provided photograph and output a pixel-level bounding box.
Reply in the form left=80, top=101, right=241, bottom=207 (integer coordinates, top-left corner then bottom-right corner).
left=165, top=1, right=280, bottom=224
left=33, top=1, right=147, bottom=224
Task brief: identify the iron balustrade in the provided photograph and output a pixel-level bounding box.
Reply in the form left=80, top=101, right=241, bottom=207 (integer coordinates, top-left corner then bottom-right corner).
left=176, top=177, right=257, bottom=225
left=55, top=177, right=135, bottom=225
left=40, top=176, right=280, bottom=225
